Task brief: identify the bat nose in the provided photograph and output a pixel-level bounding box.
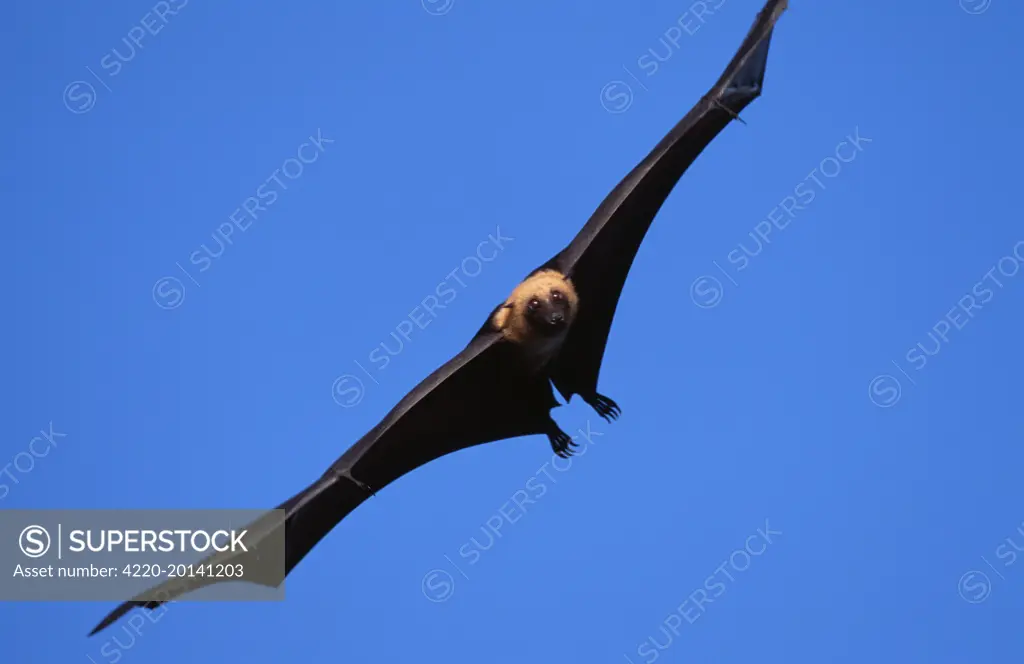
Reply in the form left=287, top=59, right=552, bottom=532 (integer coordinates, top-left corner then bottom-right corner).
left=549, top=313, right=564, bottom=325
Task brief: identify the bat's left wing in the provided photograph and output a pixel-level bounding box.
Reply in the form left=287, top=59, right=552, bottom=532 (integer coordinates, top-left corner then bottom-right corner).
left=544, top=0, right=788, bottom=402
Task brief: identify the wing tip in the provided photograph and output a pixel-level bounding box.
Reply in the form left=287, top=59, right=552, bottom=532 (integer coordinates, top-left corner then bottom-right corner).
left=89, top=601, right=140, bottom=636
left=89, top=599, right=163, bottom=636
left=717, top=0, right=790, bottom=102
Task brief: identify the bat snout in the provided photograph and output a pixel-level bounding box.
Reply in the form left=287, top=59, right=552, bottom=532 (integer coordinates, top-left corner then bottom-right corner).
left=545, top=308, right=570, bottom=331
left=526, top=305, right=568, bottom=338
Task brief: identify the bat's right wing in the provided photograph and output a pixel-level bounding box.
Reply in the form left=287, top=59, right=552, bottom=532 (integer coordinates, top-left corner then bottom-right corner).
left=89, top=328, right=553, bottom=635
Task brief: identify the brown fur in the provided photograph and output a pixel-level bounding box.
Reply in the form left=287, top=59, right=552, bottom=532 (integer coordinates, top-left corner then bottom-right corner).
left=491, top=269, right=578, bottom=344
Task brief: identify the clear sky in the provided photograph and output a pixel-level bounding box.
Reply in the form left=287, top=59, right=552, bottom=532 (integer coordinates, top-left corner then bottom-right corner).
left=4, top=0, right=1023, bottom=661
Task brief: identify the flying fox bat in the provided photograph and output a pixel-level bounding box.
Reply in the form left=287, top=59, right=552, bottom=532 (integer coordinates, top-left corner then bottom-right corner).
left=90, top=0, right=788, bottom=636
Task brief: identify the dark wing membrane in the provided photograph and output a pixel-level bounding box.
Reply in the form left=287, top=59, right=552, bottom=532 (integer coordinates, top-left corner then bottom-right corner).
left=547, top=0, right=787, bottom=400
left=91, top=330, right=552, bottom=636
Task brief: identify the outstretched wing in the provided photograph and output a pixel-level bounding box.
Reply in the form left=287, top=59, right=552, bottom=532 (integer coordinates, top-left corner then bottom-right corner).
left=545, top=0, right=788, bottom=401
left=90, top=328, right=556, bottom=635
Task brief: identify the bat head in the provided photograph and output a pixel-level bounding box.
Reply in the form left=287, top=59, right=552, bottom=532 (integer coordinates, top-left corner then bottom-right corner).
left=524, top=287, right=572, bottom=337
left=493, top=269, right=579, bottom=345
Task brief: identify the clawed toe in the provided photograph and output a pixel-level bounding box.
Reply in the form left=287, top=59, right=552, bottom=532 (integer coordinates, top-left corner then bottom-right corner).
left=588, top=394, right=621, bottom=422
left=549, top=430, right=576, bottom=458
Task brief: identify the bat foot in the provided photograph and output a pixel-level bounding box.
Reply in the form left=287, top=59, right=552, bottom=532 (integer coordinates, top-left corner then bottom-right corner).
left=340, top=469, right=376, bottom=497
left=584, top=392, right=621, bottom=422
left=547, top=428, right=577, bottom=459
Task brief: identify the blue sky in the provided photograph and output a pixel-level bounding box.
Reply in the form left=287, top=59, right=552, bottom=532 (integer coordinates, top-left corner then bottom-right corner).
left=4, top=0, right=1023, bottom=661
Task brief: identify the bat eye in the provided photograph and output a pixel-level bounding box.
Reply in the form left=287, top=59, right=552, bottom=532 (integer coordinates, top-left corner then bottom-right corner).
left=527, top=299, right=540, bottom=312
left=551, top=290, right=563, bottom=300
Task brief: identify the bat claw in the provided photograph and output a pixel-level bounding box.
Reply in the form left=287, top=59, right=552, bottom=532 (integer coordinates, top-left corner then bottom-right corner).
left=548, top=429, right=575, bottom=458
left=713, top=99, right=747, bottom=125
left=585, top=393, right=621, bottom=422
left=340, top=469, right=376, bottom=497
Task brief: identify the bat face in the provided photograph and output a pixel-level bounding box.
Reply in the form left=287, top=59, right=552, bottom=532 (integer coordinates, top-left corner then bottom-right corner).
left=524, top=287, right=572, bottom=337
left=492, top=269, right=579, bottom=349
